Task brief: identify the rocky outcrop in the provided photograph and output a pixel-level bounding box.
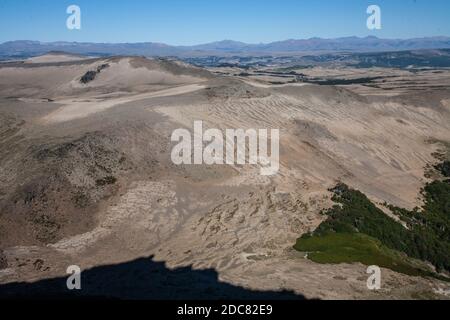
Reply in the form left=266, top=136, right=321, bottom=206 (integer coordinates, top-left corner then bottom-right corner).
left=80, top=64, right=109, bottom=84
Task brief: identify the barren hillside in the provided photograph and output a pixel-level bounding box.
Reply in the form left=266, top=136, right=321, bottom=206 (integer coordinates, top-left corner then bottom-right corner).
left=0, top=54, right=449, bottom=299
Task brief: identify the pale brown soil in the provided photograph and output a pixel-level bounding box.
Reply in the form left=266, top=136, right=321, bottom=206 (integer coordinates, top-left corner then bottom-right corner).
left=0, top=55, right=449, bottom=299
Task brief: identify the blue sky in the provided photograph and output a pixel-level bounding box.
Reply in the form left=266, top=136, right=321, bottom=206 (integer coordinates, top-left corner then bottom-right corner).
left=0, top=0, right=449, bottom=45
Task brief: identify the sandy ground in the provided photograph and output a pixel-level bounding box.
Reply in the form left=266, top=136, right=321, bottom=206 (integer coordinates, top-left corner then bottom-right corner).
left=41, top=84, right=206, bottom=123
left=0, top=55, right=449, bottom=299
left=25, top=53, right=91, bottom=64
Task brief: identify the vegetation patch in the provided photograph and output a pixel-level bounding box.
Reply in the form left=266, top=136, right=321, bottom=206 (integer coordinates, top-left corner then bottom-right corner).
left=295, top=233, right=427, bottom=277
left=305, top=76, right=384, bottom=86
left=435, top=161, right=450, bottom=177
left=80, top=71, right=98, bottom=84
left=31, top=214, right=61, bottom=243
left=294, top=171, right=450, bottom=278
left=95, top=176, right=117, bottom=187
left=72, top=190, right=90, bottom=208
left=80, top=63, right=109, bottom=84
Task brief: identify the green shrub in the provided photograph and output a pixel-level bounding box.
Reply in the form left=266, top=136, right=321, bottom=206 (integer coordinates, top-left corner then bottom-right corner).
left=295, top=176, right=450, bottom=276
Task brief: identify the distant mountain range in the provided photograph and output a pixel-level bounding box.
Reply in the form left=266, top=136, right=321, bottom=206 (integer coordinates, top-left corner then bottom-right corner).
left=1, top=36, right=450, bottom=59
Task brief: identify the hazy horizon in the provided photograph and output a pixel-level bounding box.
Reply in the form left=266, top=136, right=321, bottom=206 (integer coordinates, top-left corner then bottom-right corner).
left=3, top=35, right=450, bottom=47
left=1, top=0, right=450, bottom=45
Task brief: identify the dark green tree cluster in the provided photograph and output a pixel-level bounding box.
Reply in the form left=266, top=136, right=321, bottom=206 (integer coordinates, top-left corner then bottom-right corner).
left=434, top=161, right=450, bottom=177
left=304, top=177, right=450, bottom=273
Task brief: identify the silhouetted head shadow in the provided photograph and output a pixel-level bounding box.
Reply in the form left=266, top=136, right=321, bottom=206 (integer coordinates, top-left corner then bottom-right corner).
left=0, top=256, right=306, bottom=300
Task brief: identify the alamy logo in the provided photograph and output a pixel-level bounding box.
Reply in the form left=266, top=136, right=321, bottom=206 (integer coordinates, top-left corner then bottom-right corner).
left=171, top=121, right=280, bottom=176
left=367, top=5, right=382, bottom=30
left=366, top=265, right=381, bottom=290
left=66, top=5, right=81, bottom=30
left=66, top=265, right=81, bottom=290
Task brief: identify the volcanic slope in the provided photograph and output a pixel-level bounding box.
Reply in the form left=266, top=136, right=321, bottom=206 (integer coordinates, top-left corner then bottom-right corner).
left=0, top=54, right=450, bottom=299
